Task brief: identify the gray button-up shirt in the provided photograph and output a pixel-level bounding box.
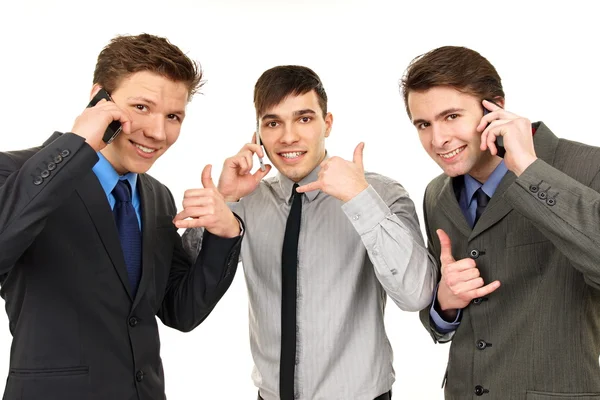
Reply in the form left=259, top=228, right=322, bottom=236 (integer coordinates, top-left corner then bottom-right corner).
left=183, top=163, right=435, bottom=400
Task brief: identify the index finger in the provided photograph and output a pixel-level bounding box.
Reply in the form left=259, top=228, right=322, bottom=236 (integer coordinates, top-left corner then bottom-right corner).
left=241, top=142, right=264, bottom=158
left=296, top=181, right=321, bottom=193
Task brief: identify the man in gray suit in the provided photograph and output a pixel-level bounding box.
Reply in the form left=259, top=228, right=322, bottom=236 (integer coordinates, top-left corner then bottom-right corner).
left=401, top=46, right=600, bottom=399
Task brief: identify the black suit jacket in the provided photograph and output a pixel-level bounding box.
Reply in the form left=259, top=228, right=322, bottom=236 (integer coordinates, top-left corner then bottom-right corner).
left=0, top=132, right=242, bottom=400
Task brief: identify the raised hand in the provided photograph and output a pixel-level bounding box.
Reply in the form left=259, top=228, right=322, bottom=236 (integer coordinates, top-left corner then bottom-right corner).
left=436, top=229, right=501, bottom=320
left=173, top=164, right=240, bottom=238
left=296, top=142, right=368, bottom=203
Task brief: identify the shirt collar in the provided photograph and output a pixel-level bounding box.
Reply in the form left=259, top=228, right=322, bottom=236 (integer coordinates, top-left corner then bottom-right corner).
left=464, top=159, right=508, bottom=202
left=276, top=152, right=329, bottom=204
left=92, top=152, right=138, bottom=197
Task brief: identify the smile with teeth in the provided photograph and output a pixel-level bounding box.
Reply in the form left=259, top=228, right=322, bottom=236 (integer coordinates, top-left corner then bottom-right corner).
left=279, top=151, right=305, bottom=159
left=133, top=142, right=157, bottom=154
left=439, top=145, right=466, bottom=159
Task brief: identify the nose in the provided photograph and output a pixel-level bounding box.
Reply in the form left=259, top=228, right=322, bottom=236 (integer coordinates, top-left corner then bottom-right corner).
left=279, top=123, right=299, bottom=145
left=144, top=114, right=167, bottom=142
left=431, top=123, right=450, bottom=149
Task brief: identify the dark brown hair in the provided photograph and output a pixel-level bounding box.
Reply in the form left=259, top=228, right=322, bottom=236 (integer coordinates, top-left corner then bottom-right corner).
left=254, top=65, right=327, bottom=119
left=93, top=33, right=203, bottom=101
left=400, top=46, right=505, bottom=118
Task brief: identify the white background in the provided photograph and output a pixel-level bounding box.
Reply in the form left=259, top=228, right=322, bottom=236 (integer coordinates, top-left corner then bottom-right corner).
left=1, top=1, right=599, bottom=398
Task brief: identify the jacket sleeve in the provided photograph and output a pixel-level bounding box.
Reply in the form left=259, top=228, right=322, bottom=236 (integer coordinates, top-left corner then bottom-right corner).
left=0, top=133, right=98, bottom=275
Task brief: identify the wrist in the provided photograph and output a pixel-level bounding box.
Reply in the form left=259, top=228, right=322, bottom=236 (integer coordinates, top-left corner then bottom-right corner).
left=513, top=155, right=537, bottom=177
left=341, top=180, right=369, bottom=203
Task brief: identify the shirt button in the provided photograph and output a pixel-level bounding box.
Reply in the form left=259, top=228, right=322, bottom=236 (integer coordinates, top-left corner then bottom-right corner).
left=295, top=357, right=299, bottom=365
left=33, top=176, right=43, bottom=185
left=135, top=370, right=144, bottom=382
left=60, top=149, right=70, bottom=158
left=129, top=317, right=139, bottom=327
left=372, top=246, right=379, bottom=256
left=469, top=249, right=480, bottom=259
left=352, top=214, right=360, bottom=221
left=53, top=155, right=63, bottom=164
left=40, top=170, right=50, bottom=178
left=47, top=162, right=56, bottom=171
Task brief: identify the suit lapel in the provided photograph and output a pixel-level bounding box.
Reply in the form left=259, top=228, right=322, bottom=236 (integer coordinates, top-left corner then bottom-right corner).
left=76, top=172, right=133, bottom=300
left=437, top=176, right=472, bottom=238
left=469, top=171, right=516, bottom=239
left=133, top=174, right=156, bottom=308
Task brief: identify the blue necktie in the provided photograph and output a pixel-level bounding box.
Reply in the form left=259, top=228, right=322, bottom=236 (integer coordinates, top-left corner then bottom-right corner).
left=112, top=180, right=142, bottom=297
left=474, top=187, right=490, bottom=226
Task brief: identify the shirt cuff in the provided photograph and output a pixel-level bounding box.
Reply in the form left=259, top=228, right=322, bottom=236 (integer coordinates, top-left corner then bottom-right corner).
left=429, top=285, right=461, bottom=334
left=341, top=185, right=389, bottom=235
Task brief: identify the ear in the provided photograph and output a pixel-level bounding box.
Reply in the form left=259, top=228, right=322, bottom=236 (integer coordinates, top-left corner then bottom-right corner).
left=492, top=96, right=506, bottom=109
left=324, top=112, right=333, bottom=138
left=90, top=84, right=102, bottom=101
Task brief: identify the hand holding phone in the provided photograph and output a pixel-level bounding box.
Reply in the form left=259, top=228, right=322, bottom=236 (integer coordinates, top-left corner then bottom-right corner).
left=87, top=88, right=123, bottom=144
left=483, top=102, right=505, bottom=158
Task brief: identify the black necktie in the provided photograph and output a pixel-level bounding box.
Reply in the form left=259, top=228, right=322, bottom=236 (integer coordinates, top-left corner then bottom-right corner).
left=474, top=187, right=490, bottom=226
left=112, top=180, right=142, bottom=297
left=280, top=183, right=302, bottom=400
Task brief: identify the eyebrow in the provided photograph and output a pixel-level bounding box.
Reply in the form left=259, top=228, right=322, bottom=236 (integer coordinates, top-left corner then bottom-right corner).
left=261, top=108, right=317, bottom=121
left=412, top=107, right=466, bottom=126
left=127, top=96, right=185, bottom=118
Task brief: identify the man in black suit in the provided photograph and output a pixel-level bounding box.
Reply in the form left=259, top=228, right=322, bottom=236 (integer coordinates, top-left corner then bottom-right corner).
left=0, top=33, right=242, bottom=400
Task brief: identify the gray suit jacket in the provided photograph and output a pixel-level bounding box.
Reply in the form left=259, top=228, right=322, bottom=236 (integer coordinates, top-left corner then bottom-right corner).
left=419, top=122, right=600, bottom=400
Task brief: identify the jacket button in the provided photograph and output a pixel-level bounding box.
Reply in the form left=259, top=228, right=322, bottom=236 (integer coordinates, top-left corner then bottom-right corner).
left=47, top=162, right=56, bottom=171
left=33, top=176, right=43, bottom=185
left=54, top=155, right=63, bottom=164
left=129, top=317, right=139, bottom=327
left=472, top=297, right=488, bottom=305
left=476, top=340, right=491, bottom=350
left=136, top=370, right=144, bottom=382
left=547, top=198, right=556, bottom=206
left=475, top=385, right=488, bottom=396
left=61, top=149, right=70, bottom=158
left=529, top=185, right=538, bottom=193
left=469, top=249, right=480, bottom=259
left=538, top=191, right=547, bottom=200
left=40, top=170, right=50, bottom=178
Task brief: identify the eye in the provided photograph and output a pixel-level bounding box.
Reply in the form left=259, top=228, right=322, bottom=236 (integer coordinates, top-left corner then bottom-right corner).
left=299, top=116, right=312, bottom=123
left=447, top=113, right=459, bottom=120
left=167, top=114, right=180, bottom=122
left=417, top=122, right=430, bottom=130
left=267, top=121, right=279, bottom=128
left=135, top=104, right=148, bottom=111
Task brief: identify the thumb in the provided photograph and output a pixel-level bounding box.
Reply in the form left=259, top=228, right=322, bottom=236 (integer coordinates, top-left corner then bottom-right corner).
left=252, top=163, right=272, bottom=182
left=353, top=142, right=365, bottom=170
left=201, top=164, right=216, bottom=189
left=436, top=229, right=455, bottom=265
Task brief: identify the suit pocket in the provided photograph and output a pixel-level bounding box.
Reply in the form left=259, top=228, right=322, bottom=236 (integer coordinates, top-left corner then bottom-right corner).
left=527, top=391, right=600, bottom=399
left=5, top=366, right=90, bottom=400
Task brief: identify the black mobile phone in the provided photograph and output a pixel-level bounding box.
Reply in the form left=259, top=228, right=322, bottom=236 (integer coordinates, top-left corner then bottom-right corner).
left=87, top=88, right=122, bottom=144
left=483, top=104, right=505, bottom=158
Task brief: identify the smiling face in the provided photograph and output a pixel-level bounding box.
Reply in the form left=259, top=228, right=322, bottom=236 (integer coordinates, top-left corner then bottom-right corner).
left=407, top=86, right=501, bottom=182
left=97, top=70, right=188, bottom=175
left=258, top=90, right=332, bottom=182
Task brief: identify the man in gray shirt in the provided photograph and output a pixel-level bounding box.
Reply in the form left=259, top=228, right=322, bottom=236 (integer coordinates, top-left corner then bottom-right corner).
left=177, top=65, right=435, bottom=400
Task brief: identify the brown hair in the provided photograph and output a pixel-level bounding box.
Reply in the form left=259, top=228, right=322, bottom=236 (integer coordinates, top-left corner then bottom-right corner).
left=93, top=33, right=203, bottom=101
left=254, top=65, right=328, bottom=119
left=400, top=46, right=505, bottom=118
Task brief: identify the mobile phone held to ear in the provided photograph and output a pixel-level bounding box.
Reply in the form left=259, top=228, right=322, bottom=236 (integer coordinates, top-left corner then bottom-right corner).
left=255, top=121, right=266, bottom=172
left=87, top=88, right=123, bottom=144
left=483, top=104, right=505, bottom=158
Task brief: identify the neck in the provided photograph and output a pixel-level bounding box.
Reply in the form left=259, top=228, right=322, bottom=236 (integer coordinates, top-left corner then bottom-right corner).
left=468, top=154, right=502, bottom=183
